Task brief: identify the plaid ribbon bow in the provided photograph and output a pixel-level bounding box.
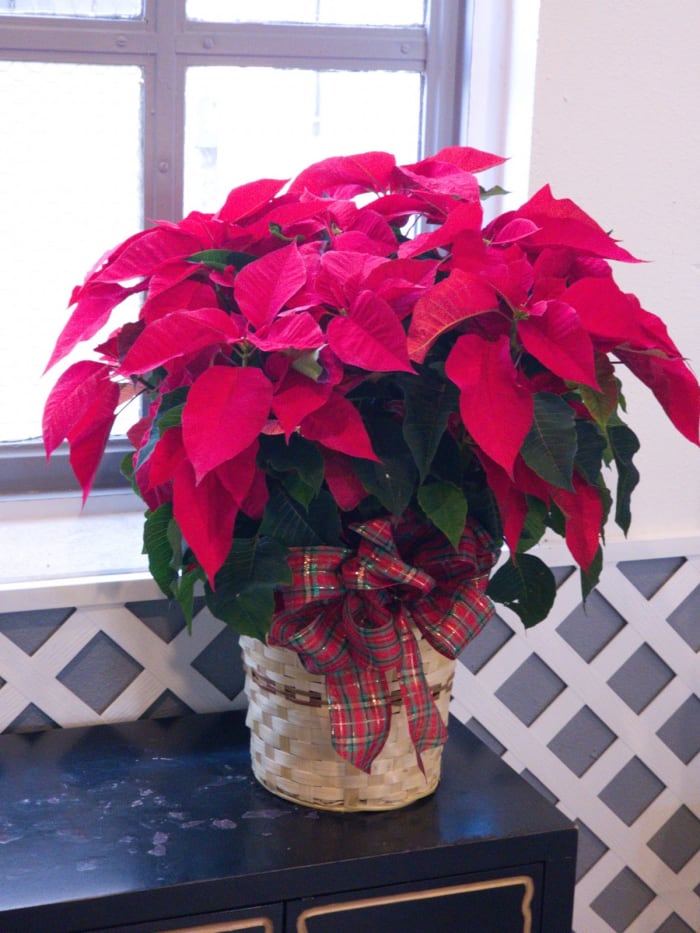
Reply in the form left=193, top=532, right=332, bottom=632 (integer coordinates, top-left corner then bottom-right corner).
left=268, top=514, right=499, bottom=774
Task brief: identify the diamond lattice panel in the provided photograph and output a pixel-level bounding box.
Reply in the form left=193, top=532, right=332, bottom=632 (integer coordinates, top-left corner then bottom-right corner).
left=0, top=539, right=698, bottom=932
left=453, top=539, right=700, bottom=933
left=0, top=586, right=246, bottom=734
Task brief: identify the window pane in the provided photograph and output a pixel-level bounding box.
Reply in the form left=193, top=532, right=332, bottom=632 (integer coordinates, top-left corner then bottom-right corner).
left=0, top=0, right=142, bottom=17
left=186, top=0, right=425, bottom=26
left=184, top=67, right=422, bottom=213
left=0, top=62, right=143, bottom=442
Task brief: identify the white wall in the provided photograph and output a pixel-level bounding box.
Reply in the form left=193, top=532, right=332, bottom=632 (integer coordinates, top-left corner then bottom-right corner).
left=529, top=0, right=700, bottom=541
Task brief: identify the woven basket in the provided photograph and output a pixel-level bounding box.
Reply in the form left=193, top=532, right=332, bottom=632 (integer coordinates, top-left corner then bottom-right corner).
left=240, top=633, right=455, bottom=812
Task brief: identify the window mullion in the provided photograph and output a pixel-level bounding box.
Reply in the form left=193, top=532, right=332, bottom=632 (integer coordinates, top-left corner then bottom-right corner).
left=147, top=0, right=185, bottom=223
left=422, top=0, right=471, bottom=156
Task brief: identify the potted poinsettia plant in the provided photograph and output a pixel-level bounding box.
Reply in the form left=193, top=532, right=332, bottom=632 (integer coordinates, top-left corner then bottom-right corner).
left=43, top=147, right=700, bottom=807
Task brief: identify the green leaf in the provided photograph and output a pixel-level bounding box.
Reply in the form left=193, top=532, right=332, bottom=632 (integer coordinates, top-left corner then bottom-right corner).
left=580, top=545, right=603, bottom=603
left=261, top=434, right=324, bottom=502
left=120, top=450, right=140, bottom=497
left=173, top=566, right=205, bottom=633
left=578, top=354, right=620, bottom=426
left=521, top=392, right=577, bottom=490
left=417, top=481, right=467, bottom=550
left=281, top=472, right=317, bottom=510
left=575, top=421, right=607, bottom=485
left=398, top=372, right=458, bottom=482
left=259, top=486, right=342, bottom=547
left=157, top=403, right=184, bottom=434
left=188, top=249, right=256, bottom=271
left=517, top=496, right=549, bottom=552
left=480, top=184, right=508, bottom=200
left=608, top=422, right=640, bottom=534
left=143, top=504, right=177, bottom=598
left=205, top=537, right=292, bottom=639
left=547, top=502, right=566, bottom=538
left=135, top=387, right=189, bottom=471
left=487, top=553, right=556, bottom=627
left=429, top=430, right=462, bottom=485
left=354, top=415, right=418, bottom=517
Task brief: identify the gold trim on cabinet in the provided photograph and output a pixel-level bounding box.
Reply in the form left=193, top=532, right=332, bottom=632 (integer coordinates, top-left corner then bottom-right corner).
left=161, top=918, right=275, bottom=933
left=296, top=875, right=535, bottom=933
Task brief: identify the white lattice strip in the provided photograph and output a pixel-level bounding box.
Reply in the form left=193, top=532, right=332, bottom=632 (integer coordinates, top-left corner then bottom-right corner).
left=0, top=630, right=100, bottom=727
left=87, top=605, right=241, bottom=711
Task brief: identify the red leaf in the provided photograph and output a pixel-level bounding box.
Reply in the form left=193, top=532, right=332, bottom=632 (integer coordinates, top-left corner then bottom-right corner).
left=182, top=366, right=274, bottom=481
left=477, top=454, right=528, bottom=554
left=364, top=257, right=440, bottom=318
left=394, top=160, right=481, bottom=201
left=248, top=311, right=324, bottom=352
left=420, top=145, right=507, bottom=174
left=300, top=392, right=379, bottom=461
left=145, top=427, right=187, bottom=491
left=271, top=369, right=331, bottom=438
left=214, top=176, right=288, bottom=223
left=92, top=224, right=204, bottom=284
left=327, top=292, right=414, bottom=373
left=478, top=453, right=555, bottom=555
left=322, top=449, right=367, bottom=510
left=491, top=218, right=541, bottom=245
left=45, top=282, right=141, bottom=371
left=315, top=250, right=386, bottom=308
left=146, top=259, right=205, bottom=300
left=119, top=307, right=243, bottom=375
left=215, top=441, right=260, bottom=507
left=518, top=300, right=598, bottom=387
left=513, top=185, right=641, bottom=262
left=452, top=237, right=533, bottom=307
left=616, top=345, right=700, bottom=445
left=127, top=410, right=153, bottom=452
left=42, top=363, right=121, bottom=499
left=551, top=475, right=603, bottom=570
left=563, top=276, right=641, bottom=345
left=289, top=151, right=397, bottom=197
left=234, top=242, right=307, bottom=329
left=445, top=334, right=533, bottom=476
left=141, top=278, right=218, bottom=323
left=42, top=360, right=117, bottom=456
left=239, top=464, right=269, bottom=519
left=333, top=209, right=396, bottom=255
left=67, top=385, right=120, bottom=502
left=407, top=269, right=499, bottom=363
left=398, top=200, right=483, bottom=259
left=172, top=459, right=238, bottom=584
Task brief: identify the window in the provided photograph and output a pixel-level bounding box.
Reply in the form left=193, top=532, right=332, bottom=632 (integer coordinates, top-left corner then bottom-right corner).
left=0, top=0, right=470, bottom=495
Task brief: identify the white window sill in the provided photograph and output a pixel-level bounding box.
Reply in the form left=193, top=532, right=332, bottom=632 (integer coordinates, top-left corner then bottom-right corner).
left=0, top=489, right=149, bottom=586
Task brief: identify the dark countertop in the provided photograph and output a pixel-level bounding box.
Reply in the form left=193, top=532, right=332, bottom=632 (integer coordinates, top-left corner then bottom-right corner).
left=0, top=710, right=576, bottom=932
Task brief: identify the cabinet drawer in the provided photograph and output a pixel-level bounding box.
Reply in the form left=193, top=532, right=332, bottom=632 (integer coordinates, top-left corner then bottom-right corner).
left=116, top=907, right=283, bottom=933
left=290, top=867, right=543, bottom=933
left=160, top=920, right=276, bottom=933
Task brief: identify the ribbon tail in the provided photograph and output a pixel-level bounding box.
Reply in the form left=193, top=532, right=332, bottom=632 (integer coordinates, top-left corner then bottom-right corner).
left=395, top=617, right=448, bottom=775
left=326, top=666, right=391, bottom=774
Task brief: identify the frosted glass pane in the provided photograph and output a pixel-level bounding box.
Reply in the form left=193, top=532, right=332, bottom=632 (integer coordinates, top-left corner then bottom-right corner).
left=184, top=67, right=421, bottom=212
left=0, top=1, right=142, bottom=17
left=0, top=62, right=143, bottom=442
left=186, top=0, right=424, bottom=26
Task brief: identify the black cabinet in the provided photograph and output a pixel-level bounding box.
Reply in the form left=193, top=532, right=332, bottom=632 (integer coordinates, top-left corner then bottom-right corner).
left=0, top=710, right=576, bottom=932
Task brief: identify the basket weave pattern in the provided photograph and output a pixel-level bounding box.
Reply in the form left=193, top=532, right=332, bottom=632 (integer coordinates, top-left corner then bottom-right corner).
left=241, top=634, right=456, bottom=811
